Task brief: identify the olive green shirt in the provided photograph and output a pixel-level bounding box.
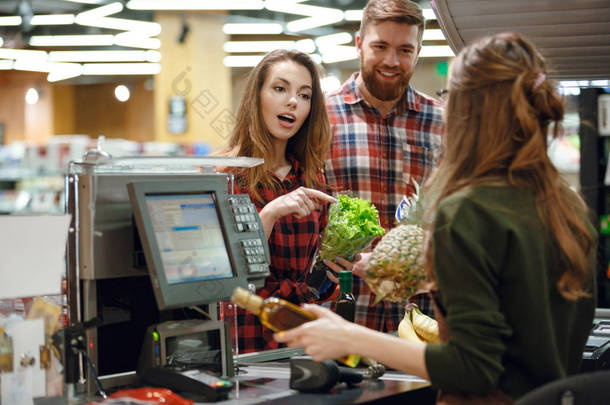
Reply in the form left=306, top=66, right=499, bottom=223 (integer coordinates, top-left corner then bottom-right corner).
left=425, top=186, right=596, bottom=399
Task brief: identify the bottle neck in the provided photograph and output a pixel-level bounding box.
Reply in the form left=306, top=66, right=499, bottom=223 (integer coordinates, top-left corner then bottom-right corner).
left=338, top=271, right=352, bottom=294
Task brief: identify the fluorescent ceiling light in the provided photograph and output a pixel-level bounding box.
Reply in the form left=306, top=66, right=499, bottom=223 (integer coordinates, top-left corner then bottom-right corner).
left=419, top=45, right=454, bottom=58
left=224, top=41, right=299, bottom=53
left=127, top=0, right=264, bottom=10
left=0, top=16, right=22, bottom=26
left=48, top=50, right=161, bottom=63
left=344, top=8, right=436, bottom=21
left=422, top=9, right=436, bottom=20
left=320, top=45, right=357, bottom=64
left=47, top=68, right=83, bottom=82
left=223, top=39, right=314, bottom=54
left=423, top=29, right=445, bottom=41
left=591, top=80, right=609, bottom=87
left=287, top=15, right=343, bottom=32
left=222, top=23, right=283, bottom=35
left=77, top=16, right=161, bottom=36
left=81, top=63, right=161, bottom=75
left=14, top=59, right=81, bottom=74
left=315, top=32, right=352, bottom=49
left=114, top=32, right=161, bottom=49
left=30, top=35, right=115, bottom=47
left=31, top=14, right=75, bottom=25
left=0, top=60, right=14, bottom=70
left=343, top=10, right=361, bottom=21
left=295, top=39, right=315, bottom=53
left=77, top=2, right=123, bottom=19
left=266, top=1, right=343, bottom=32
left=320, top=75, right=341, bottom=94
left=0, top=48, right=47, bottom=60
left=223, top=55, right=264, bottom=67
left=63, top=0, right=106, bottom=4
left=309, top=54, right=322, bottom=64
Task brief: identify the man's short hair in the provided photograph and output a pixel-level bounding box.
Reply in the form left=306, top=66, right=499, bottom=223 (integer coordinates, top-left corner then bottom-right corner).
left=360, top=0, right=425, bottom=46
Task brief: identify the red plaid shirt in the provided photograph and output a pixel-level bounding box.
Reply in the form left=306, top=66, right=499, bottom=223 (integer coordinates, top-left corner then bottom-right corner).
left=220, top=157, right=329, bottom=353
left=325, top=73, right=443, bottom=332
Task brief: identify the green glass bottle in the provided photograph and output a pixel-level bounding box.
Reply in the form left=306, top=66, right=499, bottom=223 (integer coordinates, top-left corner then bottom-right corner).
left=335, top=271, right=356, bottom=322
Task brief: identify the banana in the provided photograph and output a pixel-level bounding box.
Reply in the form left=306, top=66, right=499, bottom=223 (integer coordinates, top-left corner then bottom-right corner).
left=398, top=308, right=424, bottom=342
left=411, top=305, right=440, bottom=343
left=398, top=303, right=439, bottom=343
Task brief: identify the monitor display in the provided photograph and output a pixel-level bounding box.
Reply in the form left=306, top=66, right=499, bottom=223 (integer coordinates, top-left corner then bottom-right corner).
left=145, top=193, right=233, bottom=284
left=127, top=176, right=270, bottom=310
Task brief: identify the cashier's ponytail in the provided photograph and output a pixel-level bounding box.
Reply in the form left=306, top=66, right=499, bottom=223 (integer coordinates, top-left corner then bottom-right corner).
left=424, top=32, right=594, bottom=301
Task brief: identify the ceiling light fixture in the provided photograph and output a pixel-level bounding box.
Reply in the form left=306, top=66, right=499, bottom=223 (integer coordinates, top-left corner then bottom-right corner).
left=47, top=65, right=83, bottom=82
left=14, top=60, right=81, bottom=75
left=126, top=0, right=265, bottom=10
left=0, top=48, right=47, bottom=60
left=223, top=55, right=264, bottom=67
left=320, top=45, right=357, bottom=64
left=74, top=2, right=161, bottom=37
left=30, top=14, right=76, bottom=25
left=343, top=8, right=436, bottom=21
left=224, top=40, right=300, bottom=53
left=419, top=45, right=454, bottom=57
left=114, top=32, right=161, bottom=49
left=63, top=0, right=106, bottom=4
left=0, top=60, right=14, bottom=70
left=48, top=50, right=161, bottom=63
left=25, top=88, right=39, bottom=105
left=265, top=0, right=343, bottom=32
left=315, top=32, right=352, bottom=50
left=114, top=84, right=130, bottom=102
left=76, top=2, right=124, bottom=19
left=0, top=16, right=22, bottom=26
left=30, top=35, right=115, bottom=47
left=223, top=39, right=314, bottom=54
left=81, top=62, right=161, bottom=75
left=222, top=23, right=283, bottom=35
left=77, top=16, right=161, bottom=36
left=423, top=29, right=446, bottom=41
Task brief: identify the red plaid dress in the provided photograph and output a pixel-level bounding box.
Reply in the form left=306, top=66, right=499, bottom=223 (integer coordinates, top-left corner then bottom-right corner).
left=325, top=73, right=444, bottom=332
left=220, top=157, right=329, bottom=353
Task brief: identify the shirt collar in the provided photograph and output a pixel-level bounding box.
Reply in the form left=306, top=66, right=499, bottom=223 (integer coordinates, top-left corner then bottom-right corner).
left=340, top=72, right=421, bottom=115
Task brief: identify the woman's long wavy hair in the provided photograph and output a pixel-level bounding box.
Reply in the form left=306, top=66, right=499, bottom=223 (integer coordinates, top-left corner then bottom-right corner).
left=218, top=49, right=331, bottom=203
left=424, top=32, right=594, bottom=300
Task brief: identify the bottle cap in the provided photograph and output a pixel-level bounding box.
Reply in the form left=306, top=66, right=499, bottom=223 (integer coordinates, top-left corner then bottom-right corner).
left=231, top=286, right=263, bottom=314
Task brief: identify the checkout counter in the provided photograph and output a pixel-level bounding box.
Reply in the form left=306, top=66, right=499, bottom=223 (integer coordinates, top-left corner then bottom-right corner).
left=57, top=156, right=434, bottom=404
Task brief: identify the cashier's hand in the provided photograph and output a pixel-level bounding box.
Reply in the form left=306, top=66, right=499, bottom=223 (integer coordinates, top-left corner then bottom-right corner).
left=324, top=252, right=371, bottom=280
left=259, top=187, right=336, bottom=238
left=274, top=304, right=353, bottom=362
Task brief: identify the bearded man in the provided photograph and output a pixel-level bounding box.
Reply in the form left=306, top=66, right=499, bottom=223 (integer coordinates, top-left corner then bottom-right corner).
left=324, top=0, right=444, bottom=332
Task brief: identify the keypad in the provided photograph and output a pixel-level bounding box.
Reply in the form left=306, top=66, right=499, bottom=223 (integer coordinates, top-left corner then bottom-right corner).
left=240, top=238, right=268, bottom=274
left=228, top=196, right=259, bottom=233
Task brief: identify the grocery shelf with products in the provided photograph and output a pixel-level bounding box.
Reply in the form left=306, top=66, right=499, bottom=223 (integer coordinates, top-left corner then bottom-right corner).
left=0, top=136, right=214, bottom=214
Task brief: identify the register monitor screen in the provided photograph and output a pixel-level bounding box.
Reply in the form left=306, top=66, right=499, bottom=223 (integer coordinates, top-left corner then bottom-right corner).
left=127, top=176, right=270, bottom=310
left=146, top=193, right=233, bottom=284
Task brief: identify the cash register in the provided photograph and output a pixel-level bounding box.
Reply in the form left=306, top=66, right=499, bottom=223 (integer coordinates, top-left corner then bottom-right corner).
left=65, top=157, right=271, bottom=400
left=127, top=176, right=271, bottom=400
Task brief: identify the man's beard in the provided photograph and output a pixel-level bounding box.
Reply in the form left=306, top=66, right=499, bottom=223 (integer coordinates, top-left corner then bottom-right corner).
left=361, top=59, right=411, bottom=101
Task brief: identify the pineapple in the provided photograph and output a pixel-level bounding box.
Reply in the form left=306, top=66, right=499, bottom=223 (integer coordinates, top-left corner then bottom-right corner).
left=365, top=181, right=427, bottom=304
